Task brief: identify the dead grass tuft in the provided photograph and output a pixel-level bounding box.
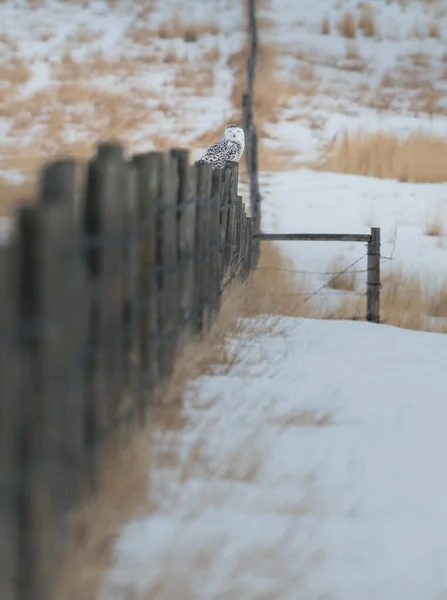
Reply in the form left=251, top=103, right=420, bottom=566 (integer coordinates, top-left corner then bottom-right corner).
left=426, top=283, right=447, bottom=319
left=326, top=256, right=357, bottom=291
left=358, top=4, right=376, bottom=37
left=131, top=26, right=152, bottom=45
left=380, top=269, right=439, bottom=331
left=157, top=18, right=219, bottom=42
left=241, top=243, right=309, bottom=318
left=380, top=70, right=396, bottom=88
left=425, top=201, right=445, bottom=237
left=429, top=21, right=441, bottom=38
left=0, top=55, right=32, bottom=85
left=411, top=51, right=430, bottom=68
left=321, top=15, right=331, bottom=35
left=338, top=10, right=357, bottom=39
left=317, top=130, right=447, bottom=183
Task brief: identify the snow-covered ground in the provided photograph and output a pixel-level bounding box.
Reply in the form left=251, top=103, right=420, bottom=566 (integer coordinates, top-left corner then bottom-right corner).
left=261, top=0, right=447, bottom=162
left=102, top=317, right=447, bottom=600
left=4, top=0, right=447, bottom=597
left=100, top=1, right=447, bottom=599
left=0, top=0, right=244, bottom=218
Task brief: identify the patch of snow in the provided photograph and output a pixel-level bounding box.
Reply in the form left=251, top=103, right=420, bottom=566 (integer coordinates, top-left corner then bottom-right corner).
left=101, top=317, right=447, bottom=599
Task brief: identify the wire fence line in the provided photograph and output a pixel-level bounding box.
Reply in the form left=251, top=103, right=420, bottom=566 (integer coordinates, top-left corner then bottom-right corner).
left=253, top=228, right=382, bottom=321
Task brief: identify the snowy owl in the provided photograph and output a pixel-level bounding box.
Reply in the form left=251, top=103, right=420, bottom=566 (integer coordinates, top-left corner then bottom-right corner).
left=197, top=124, right=245, bottom=169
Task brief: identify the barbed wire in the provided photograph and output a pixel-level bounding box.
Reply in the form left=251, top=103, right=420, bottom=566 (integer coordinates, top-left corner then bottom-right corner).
left=381, top=225, right=398, bottom=263
left=253, top=228, right=398, bottom=303
left=304, top=253, right=368, bottom=301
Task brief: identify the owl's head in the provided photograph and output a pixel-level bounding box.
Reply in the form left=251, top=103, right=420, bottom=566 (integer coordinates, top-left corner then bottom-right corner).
left=224, top=125, right=245, bottom=144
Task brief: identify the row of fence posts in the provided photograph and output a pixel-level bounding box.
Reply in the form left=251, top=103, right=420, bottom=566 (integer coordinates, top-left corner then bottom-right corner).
left=0, top=145, right=253, bottom=600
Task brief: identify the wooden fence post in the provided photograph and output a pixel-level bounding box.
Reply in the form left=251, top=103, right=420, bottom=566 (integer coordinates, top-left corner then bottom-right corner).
left=38, top=158, right=88, bottom=507
left=16, top=158, right=87, bottom=600
left=367, top=227, right=381, bottom=323
left=171, top=149, right=196, bottom=344
left=83, top=143, right=126, bottom=484
left=132, top=152, right=160, bottom=412
left=210, top=167, right=224, bottom=319
left=0, top=241, right=19, bottom=600
left=119, top=160, right=139, bottom=427
left=233, top=195, right=243, bottom=271
left=223, top=162, right=238, bottom=272
left=195, top=162, right=213, bottom=332
left=245, top=217, right=253, bottom=274
left=157, top=152, right=179, bottom=378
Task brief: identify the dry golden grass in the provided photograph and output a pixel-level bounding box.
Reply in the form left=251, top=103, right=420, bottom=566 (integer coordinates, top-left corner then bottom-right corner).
left=203, top=43, right=221, bottom=63
left=429, top=21, right=441, bottom=38
left=157, top=18, right=219, bottom=42
left=425, top=202, right=445, bottom=237
left=358, top=4, right=376, bottom=37
left=338, top=10, right=357, bottom=39
left=0, top=10, right=227, bottom=215
left=426, top=282, right=447, bottom=319
left=131, top=25, right=152, bottom=45
left=380, top=70, right=396, bottom=88
left=173, top=63, right=215, bottom=93
left=321, top=14, right=331, bottom=35
left=317, top=130, right=447, bottom=183
left=249, top=243, right=447, bottom=333
left=326, top=256, right=357, bottom=291
left=380, top=269, right=447, bottom=331
left=0, top=55, right=32, bottom=85
left=410, top=85, right=444, bottom=117
left=411, top=51, right=430, bottom=68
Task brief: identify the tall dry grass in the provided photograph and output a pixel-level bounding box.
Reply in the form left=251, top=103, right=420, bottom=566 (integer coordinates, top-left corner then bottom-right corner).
left=317, top=130, right=447, bottom=183
left=321, top=15, right=331, bottom=35
left=338, top=10, right=357, bottom=39
left=358, top=4, right=376, bottom=37
left=245, top=244, right=447, bottom=333
left=425, top=201, right=445, bottom=237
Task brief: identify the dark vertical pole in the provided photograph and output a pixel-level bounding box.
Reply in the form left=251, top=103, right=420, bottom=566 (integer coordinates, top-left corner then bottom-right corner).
left=157, top=152, right=179, bottom=378
left=195, top=162, right=213, bottom=332
left=171, top=149, right=196, bottom=344
left=132, top=152, right=161, bottom=413
left=367, top=227, right=381, bottom=323
left=0, top=241, right=19, bottom=600
left=83, top=143, right=125, bottom=486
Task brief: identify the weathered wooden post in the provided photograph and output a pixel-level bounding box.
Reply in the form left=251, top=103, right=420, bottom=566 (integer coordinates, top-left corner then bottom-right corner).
left=83, top=143, right=126, bottom=485
left=0, top=240, right=19, bottom=600
left=132, top=151, right=161, bottom=411
left=367, top=227, right=381, bottom=323
left=171, top=149, right=196, bottom=343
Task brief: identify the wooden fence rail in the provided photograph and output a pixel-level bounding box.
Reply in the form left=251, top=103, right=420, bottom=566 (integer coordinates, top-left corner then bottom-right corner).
left=0, top=145, right=253, bottom=600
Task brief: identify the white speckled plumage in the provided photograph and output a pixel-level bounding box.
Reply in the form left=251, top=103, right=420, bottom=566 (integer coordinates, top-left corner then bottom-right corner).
left=197, top=124, right=245, bottom=169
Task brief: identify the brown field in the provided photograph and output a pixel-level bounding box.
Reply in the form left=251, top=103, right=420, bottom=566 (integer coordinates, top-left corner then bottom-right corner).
left=0, top=4, right=225, bottom=216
